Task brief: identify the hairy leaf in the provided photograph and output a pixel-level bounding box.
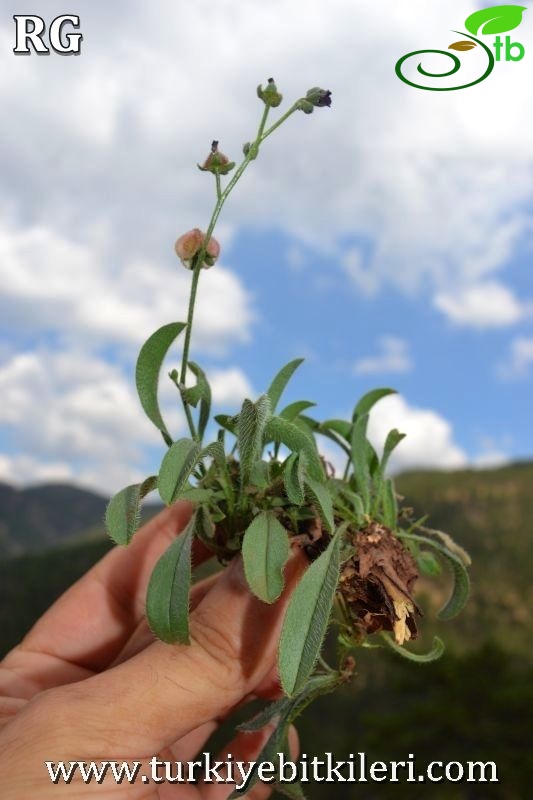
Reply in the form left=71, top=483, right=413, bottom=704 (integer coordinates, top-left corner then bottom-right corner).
left=105, top=476, right=158, bottom=546
left=266, top=358, right=304, bottom=412
left=279, top=400, right=316, bottom=421
left=350, top=413, right=371, bottom=512
left=146, top=511, right=196, bottom=643
left=265, top=416, right=324, bottom=482
left=381, top=478, right=398, bottom=528
left=381, top=428, right=406, bottom=474
left=215, top=413, right=238, bottom=435
left=158, top=438, right=203, bottom=505
left=238, top=395, right=271, bottom=487
left=417, top=550, right=442, bottom=577
left=279, top=534, right=341, bottom=696
left=352, top=387, right=396, bottom=422
left=136, top=322, right=186, bottom=443
left=397, top=532, right=470, bottom=620
left=304, top=475, right=334, bottom=531
left=381, top=633, right=445, bottom=663
left=320, top=419, right=352, bottom=440
left=185, top=362, right=211, bottom=440
left=284, top=453, right=305, bottom=504
left=242, top=511, right=290, bottom=603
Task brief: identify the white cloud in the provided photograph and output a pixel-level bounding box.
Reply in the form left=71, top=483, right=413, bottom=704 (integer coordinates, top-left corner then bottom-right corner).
left=497, top=336, right=533, bottom=379
left=0, top=350, right=158, bottom=492
left=1, top=0, right=533, bottom=315
left=208, top=368, right=255, bottom=408
left=367, top=394, right=467, bottom=472
left=0, top=221, right=254, bottom=353
left=434, top=281, right=528, bottom=328
left=354, top=336, right=413, bottom=375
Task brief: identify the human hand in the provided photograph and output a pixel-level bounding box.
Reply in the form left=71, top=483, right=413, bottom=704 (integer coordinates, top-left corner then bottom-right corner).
left=0, top=502, right=303, bottom=798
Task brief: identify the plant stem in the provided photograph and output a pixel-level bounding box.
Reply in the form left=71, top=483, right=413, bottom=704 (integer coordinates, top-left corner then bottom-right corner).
left=177, top=100, right=301, bottom=438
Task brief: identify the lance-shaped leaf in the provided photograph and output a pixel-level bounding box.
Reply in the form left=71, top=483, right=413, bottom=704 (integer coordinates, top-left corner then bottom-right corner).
left=237, top=395, right=271, bottom=487
left=381, top=632, right=445, bottom=663
left=279, top=399, right=316, bottom=421
left=234, top=674, right=339, bottom=797
left=284, top=452, right=305, bottom=504
left=382, top=478, right=398, bottom=528
left=136, top=322, right=186, bottom=444
left=265, top=416, right=324, bottom=482
left=352, top=387, right=396, bottom=422
left=304, top=475, right=334, bottom=531
left=242, top=511, right=290, bottom=603
left=105, top=475, right=157, bottom=546
left=266, top=358, right=304, bottom=412
left=146, top=510, right=196, bottom=643
left=380, top=428, right=406, bottom=475
left=465, top=5, right=526, bottom=36
left=184, top=361, right=211, bottom=440
left=396, top=532, right=470, bottom=620
left=158, top=438, right=203, bottom=505
left=279, top=533, right=341, bottom=696
left=320, top=418, right=352, bottom=441
left=351, top=413, right=371, bottom=512
left=215, top=413, right=238, bottom=435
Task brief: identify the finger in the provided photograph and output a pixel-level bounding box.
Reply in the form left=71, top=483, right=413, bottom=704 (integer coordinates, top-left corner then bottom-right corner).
left=42, top=548, right=308, bottom=755
left=111, top=572, right=220, bottom=666
left=1, top=503, right=213, bottom=695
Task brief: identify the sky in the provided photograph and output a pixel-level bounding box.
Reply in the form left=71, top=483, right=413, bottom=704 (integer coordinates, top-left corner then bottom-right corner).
left=0, top=0, right=532, bottom=494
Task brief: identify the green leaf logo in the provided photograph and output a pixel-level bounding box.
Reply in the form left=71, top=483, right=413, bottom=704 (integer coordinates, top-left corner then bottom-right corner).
left=448, top=40, right=477, bottom=51
left=465, top=5, right=526, bottom=36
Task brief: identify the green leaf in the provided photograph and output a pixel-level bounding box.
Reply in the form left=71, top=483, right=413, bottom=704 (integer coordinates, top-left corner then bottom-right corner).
left=215, top=413, right=238, bottom=435
left=381, top=428, right=406, bottom=474
left=233, top=674, right=339, bottom=796
left=350, top=413, right=371, bottom=512
left=381, top=633, right=445, bottom=663
left=146, top=511, right=196, bottom=643
left=465, top=5, right=526, bottom=36
left=237, top=395, right=271, bottom=487
left=396, top=532, right=470, bottom=620
left=105, top=476, right=158, bottom=546
left=417, top=550, right=442, bottom=577
left=284, top=453, right=305, bottom=504
left=242, top=511, right=290, bottom=603
left=382, top=478, right=398, bottom=528
left=279, top=400, right=316, bottom=421
left=135, top=322, right=186, bottom=443
left=265, top=416, right=324, bottom=482
left=266, top=358, right=304, bottom=412
left=320, top=419, right=352, bottom=440
left=353, top=388, right=396, bottom=422
left=279, top=533, right=341, bottom=696
left=186, top=362, right=211, bottom=440
left=438, top=552, right=471, bottom=620
left=304, top=475, right=334, bottom=531
left=158, top=438, right=203, bottom=505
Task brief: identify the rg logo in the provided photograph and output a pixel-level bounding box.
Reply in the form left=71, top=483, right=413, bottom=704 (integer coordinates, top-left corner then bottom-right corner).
left=13, top=14, right=83, bottom=56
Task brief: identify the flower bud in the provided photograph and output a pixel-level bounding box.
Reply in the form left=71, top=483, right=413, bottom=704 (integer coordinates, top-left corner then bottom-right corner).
left=243, top=141, right=258, bottom=160
left=174, top=228, right=220, bottom=270
left=296, top=98, right=314, bottom=115
left=257, top=77, right=283, bottom=108
left=305, top=87, right=332, bottom=107
left=198, top=141, right=235, bottom=175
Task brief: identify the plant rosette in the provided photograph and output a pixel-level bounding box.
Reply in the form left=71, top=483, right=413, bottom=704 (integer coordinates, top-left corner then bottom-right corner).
left=105, top=78, right=471, bottom=795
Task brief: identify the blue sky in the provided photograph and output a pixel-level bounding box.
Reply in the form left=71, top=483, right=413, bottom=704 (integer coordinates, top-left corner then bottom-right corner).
left=0, top=0, right=532, bottom=492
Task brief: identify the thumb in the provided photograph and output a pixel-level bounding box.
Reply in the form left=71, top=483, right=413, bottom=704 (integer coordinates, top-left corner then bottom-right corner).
left=37, top=548, right=307, bottom=755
